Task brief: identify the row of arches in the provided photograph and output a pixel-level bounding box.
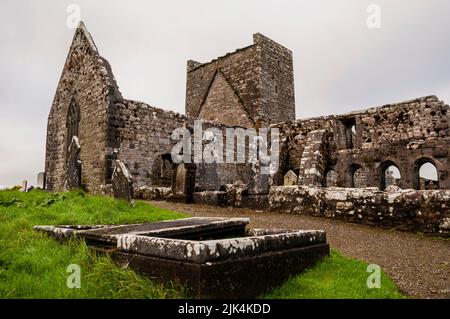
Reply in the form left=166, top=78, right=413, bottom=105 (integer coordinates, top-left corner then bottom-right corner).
left=325, top=158, right=440, bottom=190
left=380, top=159, right=439, bottom=190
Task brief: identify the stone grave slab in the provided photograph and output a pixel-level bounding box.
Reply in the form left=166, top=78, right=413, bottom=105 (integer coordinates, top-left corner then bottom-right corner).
left=34, top=217, right=329, bottom=298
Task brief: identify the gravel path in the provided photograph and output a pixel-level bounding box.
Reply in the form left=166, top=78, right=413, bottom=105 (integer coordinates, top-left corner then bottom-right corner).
left=149, top=201, right=450, bottom=299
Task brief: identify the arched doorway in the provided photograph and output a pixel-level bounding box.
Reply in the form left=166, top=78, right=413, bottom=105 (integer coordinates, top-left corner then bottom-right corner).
left=412, top=158, right=439, bottom=190
left=65, top=99, right=81, bottom=189
left=379, top=161, right=402, bottom=190
left=159, top=154, right=173, bottom=187
left=66, top=99, right=80, bottom=156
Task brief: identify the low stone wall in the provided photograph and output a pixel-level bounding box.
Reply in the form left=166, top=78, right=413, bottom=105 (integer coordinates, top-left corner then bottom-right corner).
left=192, top=191, right=269, bottom=209
left=193, top=191, right=227, bottom=206
left=133, top=186, right=172, bottom=201
left=269, top=186, right=450, bottom=235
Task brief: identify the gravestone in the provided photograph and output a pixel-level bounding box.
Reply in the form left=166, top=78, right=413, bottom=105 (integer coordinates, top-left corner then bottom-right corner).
left=20, top=180, right=27, bottom=192
left=173, top=164, right=186, bottom=195
left=112, top=160, right=133, bottom=201
left=34, top=217, right=329, bottom=298
left=37, top=172, right=45, bottom=189
left=284, top=170, right=298, bottom=186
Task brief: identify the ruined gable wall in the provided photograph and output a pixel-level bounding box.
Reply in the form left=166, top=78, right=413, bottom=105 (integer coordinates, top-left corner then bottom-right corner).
left=185, top=34, right=296, bottom=127
left=45, top=24, right=122, bottom=193
left=198, top=71, right=253, bottom=127
left=186, top=45, right=259, bottom=126
left=273, top=96, right=450, bottom=189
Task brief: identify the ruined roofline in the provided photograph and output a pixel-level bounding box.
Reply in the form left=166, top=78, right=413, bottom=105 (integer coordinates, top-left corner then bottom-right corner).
left=187, top=44, right=254, bottom=73
left=187, top=32, right=290, bottom=73
left=270, top=95, right=446, bottom=127
left=123, top=99, right=188, bottom=120
left=253, top=32, right=292, bottom=54
left=48, top=21, right=101, bottom=118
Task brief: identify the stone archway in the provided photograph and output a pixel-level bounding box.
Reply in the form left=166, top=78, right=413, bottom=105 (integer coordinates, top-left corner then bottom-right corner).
left=412, top=158, right=440, bottom=190
left=379, top=160, right=402, bottom=190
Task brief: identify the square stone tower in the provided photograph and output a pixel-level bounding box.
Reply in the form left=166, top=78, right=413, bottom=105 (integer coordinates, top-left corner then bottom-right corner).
left=185, top=33, right=295, bottom=127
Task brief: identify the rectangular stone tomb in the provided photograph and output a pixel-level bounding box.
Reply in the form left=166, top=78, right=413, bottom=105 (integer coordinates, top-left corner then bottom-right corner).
left=34, top=217, right=329, bottom=298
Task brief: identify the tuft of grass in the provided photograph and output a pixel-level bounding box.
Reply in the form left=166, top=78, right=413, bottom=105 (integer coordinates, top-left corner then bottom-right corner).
left=0, top=189, right=188, bottom=298
left=262, top=249, right=405, bottom=299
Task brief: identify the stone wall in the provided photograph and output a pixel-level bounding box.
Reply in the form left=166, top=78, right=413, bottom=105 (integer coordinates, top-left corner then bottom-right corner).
left=133, top=186, right=172, bottom=200
left=255, top=33, right=296, bottom=127
left=269, top=186, right=450, bottom=235
left=191, top=121, right=265, bottom=195
left=113, top=100, right=187, bottom=187
left=185, top=33, right=295, bottom=127
left=273, top=96, right=450, bottom=190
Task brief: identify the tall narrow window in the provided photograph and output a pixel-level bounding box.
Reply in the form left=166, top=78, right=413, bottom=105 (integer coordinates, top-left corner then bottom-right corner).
left=66, top=99, right=80, bottom=152
left=345, top=119, right=357, bottom=149
left=379, top=162, right=402, bottom=190
left=338, top=118, right=357, bottom=150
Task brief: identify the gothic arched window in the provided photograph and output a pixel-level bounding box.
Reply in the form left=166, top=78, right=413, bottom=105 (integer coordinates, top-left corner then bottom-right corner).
left=66, top=99, right=80, bottom=151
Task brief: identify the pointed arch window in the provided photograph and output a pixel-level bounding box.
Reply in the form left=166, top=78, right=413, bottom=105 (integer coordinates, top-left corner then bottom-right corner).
left=66, top=99, right=80, bottom=151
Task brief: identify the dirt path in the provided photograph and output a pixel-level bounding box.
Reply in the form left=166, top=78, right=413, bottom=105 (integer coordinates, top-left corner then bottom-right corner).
left=149, top=201, right=450, bottom=299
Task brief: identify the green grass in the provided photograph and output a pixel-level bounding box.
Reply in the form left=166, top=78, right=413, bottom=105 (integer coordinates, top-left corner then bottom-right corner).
left=263, top=250, right=405, bottom=299
left=0, top=189, right=188, bottom=298
left=0, top=189, right=405, bottom=299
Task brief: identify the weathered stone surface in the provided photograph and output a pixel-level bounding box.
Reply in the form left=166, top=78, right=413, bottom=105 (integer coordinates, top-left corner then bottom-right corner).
left=45, top=22, right=122, bottom=194
left=186, top=33, right=295, bottom=127
left=283, top=170, right=297, bottom=186
left=273, top=96, right=450, bottom=190
left=193, top=191, right=227, bottom=206
left=269, top=186, right=450, bottom=235
left=34, top=217, right=329, bottom=298
left=133, top=186, right=172, bottom=200
left=223, top=181, right=249, bottom=207
left=112, top=160, right=133, bottom=200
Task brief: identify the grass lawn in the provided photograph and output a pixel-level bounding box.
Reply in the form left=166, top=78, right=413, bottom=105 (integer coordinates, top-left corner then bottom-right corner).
left=261, top=249, right=405, bottom=299
left=0, top=189, right=405, bottom=299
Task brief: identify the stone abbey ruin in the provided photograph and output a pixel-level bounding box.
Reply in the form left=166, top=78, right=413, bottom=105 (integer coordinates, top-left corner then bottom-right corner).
left=44, top=22, right=450, bottom=235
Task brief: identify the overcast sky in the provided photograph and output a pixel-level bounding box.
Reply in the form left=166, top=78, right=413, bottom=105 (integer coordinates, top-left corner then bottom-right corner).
left=1, top=0, right=449, bottom=187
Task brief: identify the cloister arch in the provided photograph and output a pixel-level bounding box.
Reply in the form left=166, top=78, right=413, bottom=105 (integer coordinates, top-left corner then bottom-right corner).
left=379, top=160, right=402, bottom=190
left=412, top=158, right=440, bottom=190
